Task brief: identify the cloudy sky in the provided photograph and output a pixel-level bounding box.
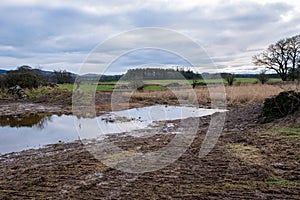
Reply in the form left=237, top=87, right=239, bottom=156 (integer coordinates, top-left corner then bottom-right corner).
left=0, top=0, right=300, bottom=74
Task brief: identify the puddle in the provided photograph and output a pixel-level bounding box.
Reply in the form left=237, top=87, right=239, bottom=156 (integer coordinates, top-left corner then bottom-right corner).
left=78, top=105, right=225, bottom=138
left=0, top=105, right=226, bottom=154
left=0, top=114, right=78, bottom=154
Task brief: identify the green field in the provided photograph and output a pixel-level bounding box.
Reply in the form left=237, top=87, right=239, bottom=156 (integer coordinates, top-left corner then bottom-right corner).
left=143, top=85, right=167, bottom=91
left=234, top=78, right=282, bottom=83
left=58, top=84, right=114, bottom=91
left=142, top=78, right=281, bottom=84
left=58, top=78, right=282, bottom=92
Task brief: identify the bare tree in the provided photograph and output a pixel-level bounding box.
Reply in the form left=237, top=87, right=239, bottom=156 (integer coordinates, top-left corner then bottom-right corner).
left=253, top=39, right=289, bottom=81
left=253, top=35, right=300, bottom=81
left=287, top=35, right=300, bottom=81
left=54, top=70, right=73, bottom=84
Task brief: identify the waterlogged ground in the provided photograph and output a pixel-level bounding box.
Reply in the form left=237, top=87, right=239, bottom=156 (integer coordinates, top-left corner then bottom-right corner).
left=0, top=101, right=299, bottom=199
left=0, top=105, right=225, bottom=154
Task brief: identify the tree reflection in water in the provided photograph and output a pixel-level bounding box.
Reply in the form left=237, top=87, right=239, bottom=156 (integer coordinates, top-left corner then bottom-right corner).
left=0, top=113, right=61, bottom=129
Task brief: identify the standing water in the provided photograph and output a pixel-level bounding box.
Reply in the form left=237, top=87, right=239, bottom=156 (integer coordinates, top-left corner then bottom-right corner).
left=0, top=105, right=226, bottom=154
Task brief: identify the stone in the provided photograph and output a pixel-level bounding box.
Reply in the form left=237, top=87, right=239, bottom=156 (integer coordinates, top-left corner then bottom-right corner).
left=8, top=85, right=28, bottom=100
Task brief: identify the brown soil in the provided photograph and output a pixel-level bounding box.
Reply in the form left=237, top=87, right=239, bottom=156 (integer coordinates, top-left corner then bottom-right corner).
left=0, top=91, right=176, bottom=116
left=0, top=95, right=299, bottom=199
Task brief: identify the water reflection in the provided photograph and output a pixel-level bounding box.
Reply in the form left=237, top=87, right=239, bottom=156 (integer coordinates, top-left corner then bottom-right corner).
left=0, top=113, right=56, bottom=129
left=0, top=105, right=227, bottom=155
left=0, top=114, right=78, bottom=155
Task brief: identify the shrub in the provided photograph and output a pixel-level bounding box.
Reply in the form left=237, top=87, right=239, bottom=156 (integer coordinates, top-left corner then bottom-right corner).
left=260, top=90, right=300, bottom=122
left=5, top=72, right=42, bottom=89
left=257, top=71, right=269, bottom=84
left=0, top=75, right=6, bottom=89
left=225, top=74, right=235, bottom=86
left=4, top=66, right=44, bottom=89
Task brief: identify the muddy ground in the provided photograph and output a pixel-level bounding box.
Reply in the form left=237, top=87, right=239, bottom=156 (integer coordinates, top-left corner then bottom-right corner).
left=0, top=95, right=299, bottom=199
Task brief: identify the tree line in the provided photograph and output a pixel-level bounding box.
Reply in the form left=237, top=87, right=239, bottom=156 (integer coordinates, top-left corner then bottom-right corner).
left=122, top=68, right=203, bottom=80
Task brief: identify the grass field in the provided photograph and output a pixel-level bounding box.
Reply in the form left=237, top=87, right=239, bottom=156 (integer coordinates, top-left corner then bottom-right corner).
left=58, top=84, right=114, bottom=91
left=144, top=78, right=282, bottom=84
left=234, top=78, right=282, bottom=83
left=58, top=78, right=283, bottom=92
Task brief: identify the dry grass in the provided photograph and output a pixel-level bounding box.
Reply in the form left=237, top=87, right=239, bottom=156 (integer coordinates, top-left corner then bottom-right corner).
left=227, top=143, right=265, bottom=165
left=225, top=83, right=299, bottom=106
left=124, top=83, right=300, bottom=107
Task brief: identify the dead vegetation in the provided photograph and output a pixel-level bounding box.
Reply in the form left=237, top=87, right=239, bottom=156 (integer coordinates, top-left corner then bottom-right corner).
left=126, top=83, right=299, bottom=107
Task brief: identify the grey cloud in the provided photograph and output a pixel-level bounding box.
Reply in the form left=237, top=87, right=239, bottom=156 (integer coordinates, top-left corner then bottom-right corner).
left=0, top=1, right=299, bottom=73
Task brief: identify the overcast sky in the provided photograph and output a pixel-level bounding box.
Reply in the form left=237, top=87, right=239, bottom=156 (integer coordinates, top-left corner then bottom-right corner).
left=0, top=0, right=300, bottom=74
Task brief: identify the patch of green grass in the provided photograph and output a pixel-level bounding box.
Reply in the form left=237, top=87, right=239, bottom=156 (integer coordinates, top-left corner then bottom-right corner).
left=143, top=78, right=281, bottom=85
left=144, top=79, right=190, bottom=85
left=268, top=78, right=282, bottom=82
left=291, top=154, right=300, bottom=160
left=144, top=79, right=224, bottom=85
left=278, top=127, right=300, bottom=140
left=287, top=135, right=300, bottom=139
left=58, top=84, right=115, bottom=91
left=57, top=84, right=74, bottom=90
left=278, top=127, right=300, bottom=134
left=143, top=85, right=167, bottom=91
left=266, top=176, right=296, bottom=186
left=96, top=84, right=115, bottom=91
left=198, top=79, right=225, bottom=83
left=235, top=78, right=258, bottom=83
left=233, top=77, right=281, bottom=83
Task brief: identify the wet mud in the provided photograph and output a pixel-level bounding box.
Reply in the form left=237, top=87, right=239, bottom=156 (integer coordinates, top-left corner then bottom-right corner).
left=0, top=98, right=299, bottom=199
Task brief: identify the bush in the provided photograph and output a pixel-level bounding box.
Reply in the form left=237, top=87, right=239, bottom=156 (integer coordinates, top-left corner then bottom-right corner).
left=225, top=74, right=235, bottom=86
left=5, top=72, right=42, bottom=89
left=0, top=75, right=6, bottom=89
left=260, top=90, right=300, bottom=122
left=257, top=71, right=269, bottom=84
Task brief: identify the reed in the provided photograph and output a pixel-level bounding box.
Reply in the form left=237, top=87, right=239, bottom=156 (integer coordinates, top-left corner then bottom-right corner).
left=126, top=83, right=299, bottom=107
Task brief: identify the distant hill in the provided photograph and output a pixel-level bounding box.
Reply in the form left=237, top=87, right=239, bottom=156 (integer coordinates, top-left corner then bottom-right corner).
left=0, top=69, right=8, bottom=74
left=29, top=69, right=121, bottom=82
